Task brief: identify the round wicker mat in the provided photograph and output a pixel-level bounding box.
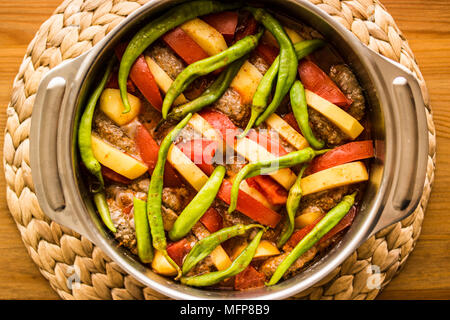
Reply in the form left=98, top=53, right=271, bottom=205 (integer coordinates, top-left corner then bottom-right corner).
left=3, top=0, right=436, bottom=300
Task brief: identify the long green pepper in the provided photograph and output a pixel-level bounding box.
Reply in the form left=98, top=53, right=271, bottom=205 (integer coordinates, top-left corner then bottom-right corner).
left=166, top=56, right=247, bottom=121
left=169, top=165, right=227, bottom=241
left=147, top=113, right=193, bottom=279
left=181, top=229, right=264, bottom=286
left=78, top=58, right=116, bottom=233
left=277, top=164, right=308, bottom=248
left=162, top=31, right=263, bottom=118
left=229, top=147, right=329, bottom=213
left=245, top=7, right=298, bottom=127
left=118, top=0, right=241, bottom=113
left=267, top=192, right=357, bottom=285
left=290, top=80, right=325, bottom=149
left=133, top=197, right=153, bottom=263
left=240, top=39, right=325, bottom=137
left=182, top=224, right=264, bottom=275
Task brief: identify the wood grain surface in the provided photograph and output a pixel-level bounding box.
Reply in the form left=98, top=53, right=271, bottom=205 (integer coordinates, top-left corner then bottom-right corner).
left=0, top=0, right=449, bottom=300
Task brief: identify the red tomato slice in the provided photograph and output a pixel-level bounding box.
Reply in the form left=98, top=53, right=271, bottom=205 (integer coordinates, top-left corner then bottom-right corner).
left=199, top=207, right=223, bottom=233
left=234, top=265, right=266, bottom=291
left=162, top=27, right=210, bottom=65
left=217, top=180, right=282, bottom=228
left=282, top=112, right=302, bottom=134
left=167, top=238, right=192, bottom=267
left=234, top=13, right=259, bottom=42
left=101, top=166, right=132, bottom=185
left=298, top=59, right=352, bottom=109
left=247, top=175, right=288, bottom=206
left=255, top=43, right=279, bottom=65
left=202, top=11, right=239, bottom=43
left=286, top=206, right=357, bottom=249
left=135, top=125, right=180, bottom=187
left=115, top=44, right=163, bottom=111
left=106, top=72, right=136, bottom=93
left=307, top=140, right=374, bottom=175
left=177, top=139, right=218, bottom=176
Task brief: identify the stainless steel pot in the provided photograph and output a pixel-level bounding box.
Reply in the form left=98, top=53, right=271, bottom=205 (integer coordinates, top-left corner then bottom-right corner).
left=30, top=0, right=429, bottom=299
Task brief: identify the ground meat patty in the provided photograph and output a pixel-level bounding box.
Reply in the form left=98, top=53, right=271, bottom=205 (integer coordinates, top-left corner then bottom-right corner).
left=249, top=53, right=269, bottom=75
left=300, top=185, right=350, bottom=212
left=107, top=198, right=137, bottom=255
left=147, top=42, right=185, bottom=79
left=213, top=88, right=249, bottom=126
left=329, top=64, right=366, bottom=121
left=93, top=111, right=137, bottom=155
left=260, top=247, right=318, bottom=279
left=162, top=187, right=192, bottom=213
left=308, top=108, right=348, bottom=146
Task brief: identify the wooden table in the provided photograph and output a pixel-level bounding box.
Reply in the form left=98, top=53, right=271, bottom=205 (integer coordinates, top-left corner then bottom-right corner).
left=0, top=0, right=449, bottom=300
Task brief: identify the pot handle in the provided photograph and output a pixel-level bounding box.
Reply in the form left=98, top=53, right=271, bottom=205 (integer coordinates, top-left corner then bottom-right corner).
left=30, top=54, right=92, bottom=240
left=367, top=50, right=429, bottom=237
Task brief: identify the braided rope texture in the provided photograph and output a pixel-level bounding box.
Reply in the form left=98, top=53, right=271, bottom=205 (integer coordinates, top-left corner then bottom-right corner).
left=2, top=0, right=436, bottom=300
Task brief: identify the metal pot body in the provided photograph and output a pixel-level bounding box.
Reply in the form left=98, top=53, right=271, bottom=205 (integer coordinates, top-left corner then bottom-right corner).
left=30, top=0, right=429, bottom=299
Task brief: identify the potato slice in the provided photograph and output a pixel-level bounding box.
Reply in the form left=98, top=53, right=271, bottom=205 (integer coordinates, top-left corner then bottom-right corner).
left=210, top=246, right=232, bottom=271
left=231, top=240, right=280, bottom=260
left=180, top=18, right=228, bottom=56
left=144, top=56, right=188, bottom=106
left=230, top=60, right=263, bottom=104
left=91, top=135, right=147, bottom=180
left=305, top=90, right=364, bottom=139
left=166, top=144, right=209, bottom=192
left=265, top=113, right=309, bottom=150
left=295, top=209, right=323, bottom=228
left=99, top=88, right=141, bottom=126
left=254, top=240, right=280, bottom=258
left=301, top=161, right=369, bottom=196
left=152, top=250, right=177, bottom=276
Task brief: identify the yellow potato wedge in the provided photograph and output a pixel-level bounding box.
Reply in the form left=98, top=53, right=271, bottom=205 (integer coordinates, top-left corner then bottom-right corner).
left=305, top=89, right=364, bottom=139
left=235, top=138, right=297, bottom=190
left=295, top=209, right=323, bottom=228
left=230, top=60, right=263, bottom=104
left=166, top=145, right=209, bottom=192
left=180, top=18, right=228, bottom=56
left=144, top=56, right=188, bottom=106
left=152, top=250, right=177, bottom=276
left=254, top=240, right=280, bottom=258
left=231, top=240, right=280, bottom=260
left=265, top=113, right=309, bottom=150
left=210, top=246, right=232, bottom=271
left=99, top=88, right=141, bottom=126
left=301, top=161, right=369, bottom=196
left=91, top=135, right=147, bottom=180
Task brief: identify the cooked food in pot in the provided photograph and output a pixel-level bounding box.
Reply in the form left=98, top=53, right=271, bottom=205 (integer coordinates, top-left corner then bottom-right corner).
left=77, top=1, right=374, bottom=290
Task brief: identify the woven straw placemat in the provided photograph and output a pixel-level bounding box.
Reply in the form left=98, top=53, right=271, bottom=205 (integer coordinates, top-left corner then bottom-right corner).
left=3, top=0, right=436, bottom=300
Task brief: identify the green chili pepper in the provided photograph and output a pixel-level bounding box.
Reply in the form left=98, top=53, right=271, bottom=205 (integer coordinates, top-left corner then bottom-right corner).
left=182, top=224, right=264, bottom=275
left=277, top=165, right=308, bottom=248
left=147, top=113, right=193, bottom=279
left=181, top=229, right=264, bottom=286
left=133, top=197, right=153, bottom=263
left=290, top=80, right=324, bottom=149
left=161, top=31, right=263, bottom=119
left=229, top=147, right=329, bottom=213
left=118, top=0, right=241, bottom=114
left=239, top=39, right=325, bottom=137
left=78, top=58, right=116, bottom=233
left=267, top=192, right=357, bottom=286
left=169, top=166, right=226, bottom=241
left=92, top=192, right=116, bottom=233
left=244, top=7, right=298, bottom=127
left=166, top=56, right=246, bottom=121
